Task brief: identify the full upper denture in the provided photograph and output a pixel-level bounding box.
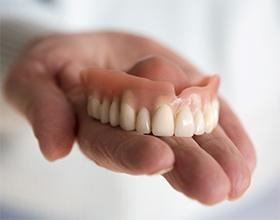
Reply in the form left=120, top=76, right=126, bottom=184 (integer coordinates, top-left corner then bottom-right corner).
left=81, top=58, right=220, bottom=137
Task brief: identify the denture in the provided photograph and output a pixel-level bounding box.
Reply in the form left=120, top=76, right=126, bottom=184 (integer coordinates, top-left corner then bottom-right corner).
left=81, top=65, right=220, bottom=137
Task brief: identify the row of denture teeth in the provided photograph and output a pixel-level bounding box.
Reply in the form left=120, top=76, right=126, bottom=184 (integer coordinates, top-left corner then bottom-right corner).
left=87, top=91, right=219, bottom=137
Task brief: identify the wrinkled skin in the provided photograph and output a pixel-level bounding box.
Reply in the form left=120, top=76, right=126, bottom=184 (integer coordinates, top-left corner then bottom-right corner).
left=4, top=32, right=256, bottom=205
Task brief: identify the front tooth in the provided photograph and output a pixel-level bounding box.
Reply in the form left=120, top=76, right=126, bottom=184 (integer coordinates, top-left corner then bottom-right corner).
left=120, top=91, right=136, bottom=131
left=120, top=104, right=136, bottom=131
left=175, top=107, right=195, bottom=137
left=136, top=107, right=151, bottom=134
left=194, top=110, right=205, bottom=135
left=152, top=104, right=174, bottom=136
left=212, top=99, right=219, bottom=127
left=100, top=97, right=110, bottom=123
left=109, top=97, right=120, bottom=127
left=204, top=104, right=215, bottom=133
left=88, top=96, right=101, bottom=119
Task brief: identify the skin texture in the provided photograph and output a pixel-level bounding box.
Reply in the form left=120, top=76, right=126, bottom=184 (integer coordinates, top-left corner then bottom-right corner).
left=4, top=32, right=256, bottom=205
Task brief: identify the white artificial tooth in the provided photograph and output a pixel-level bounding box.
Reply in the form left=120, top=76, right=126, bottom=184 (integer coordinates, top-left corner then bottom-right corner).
left=212, top=98, right=219, bottom=110
left=87, top=96, right=94, bottom=116
left=88, top=96, right=101, bottom=119
left=100, top=97, right=110, bottom=124
left=204, top=104, right=215, bottom=133
left=212, top=99, right=220, bottom=127
left=109, top=97, right=120, bottom=127
left=152, top=104, right=174, bottom=136
left=136, top=107, right=151, bottom=134
left=194, top=110, right=205, bottom=135
left=120, top=104, right=136, bottom=130
left=120, top=91, right=136, bottom=131
left=175, top=107, right=195, bottom=137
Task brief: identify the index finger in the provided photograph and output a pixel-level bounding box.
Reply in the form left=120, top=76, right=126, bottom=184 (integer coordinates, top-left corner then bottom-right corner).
left=76, top=99, right=175, bottom=175
left=4, top=60, right=76, bottom=161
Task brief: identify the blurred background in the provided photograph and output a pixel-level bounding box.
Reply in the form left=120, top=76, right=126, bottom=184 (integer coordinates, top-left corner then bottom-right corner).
left=0, top=0, right=279, bottom=219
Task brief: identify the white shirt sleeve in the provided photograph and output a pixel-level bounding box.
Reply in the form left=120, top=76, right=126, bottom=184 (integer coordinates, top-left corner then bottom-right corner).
left=0, top=1, right=68, bottom=74
left=1, top=18, right=58, bottom=73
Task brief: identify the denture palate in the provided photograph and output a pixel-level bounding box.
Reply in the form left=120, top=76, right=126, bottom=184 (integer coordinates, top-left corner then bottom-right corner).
left=82, top=68, right=220, bottom=137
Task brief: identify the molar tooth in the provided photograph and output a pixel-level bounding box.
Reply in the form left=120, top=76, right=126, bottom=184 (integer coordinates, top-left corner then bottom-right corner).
left=120, top=90, right=136, bottom=131
left=88, top=96, right=101, bottom=119
left=204, top=104, right=215, bottom=133
left=212, top=98, right=219, bottom=110
left=87, top=96, right=94, bottom=116
left=152, top=104, right=174, bottom=136
left=100, top=97, right=110, bottom=124
left=109, top=97, right=120, bottom=127
left=212, top=99, right=220, bottom=127
left=136, top=107, right=151, bottom=134
left=175, top=107, right=195, bottom=137
left=194, top=109, right=205, bottom=135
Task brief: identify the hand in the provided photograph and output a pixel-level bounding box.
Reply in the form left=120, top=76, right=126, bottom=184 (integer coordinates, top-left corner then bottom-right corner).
left=4, top=32, right=256, bottom=204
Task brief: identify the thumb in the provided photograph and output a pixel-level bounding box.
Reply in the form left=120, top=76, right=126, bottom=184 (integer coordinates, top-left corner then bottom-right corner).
left=4, top=61, right=76, bottom=161
left=128, top=56, right=202, bottom=93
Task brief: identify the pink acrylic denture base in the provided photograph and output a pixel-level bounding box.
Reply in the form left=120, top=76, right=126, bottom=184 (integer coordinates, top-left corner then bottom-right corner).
left=81, top=68, right=219, bottom=115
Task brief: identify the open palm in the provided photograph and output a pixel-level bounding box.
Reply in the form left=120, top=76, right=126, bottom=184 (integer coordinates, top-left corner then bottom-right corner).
left=4, top=32, right=256, bottom=204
